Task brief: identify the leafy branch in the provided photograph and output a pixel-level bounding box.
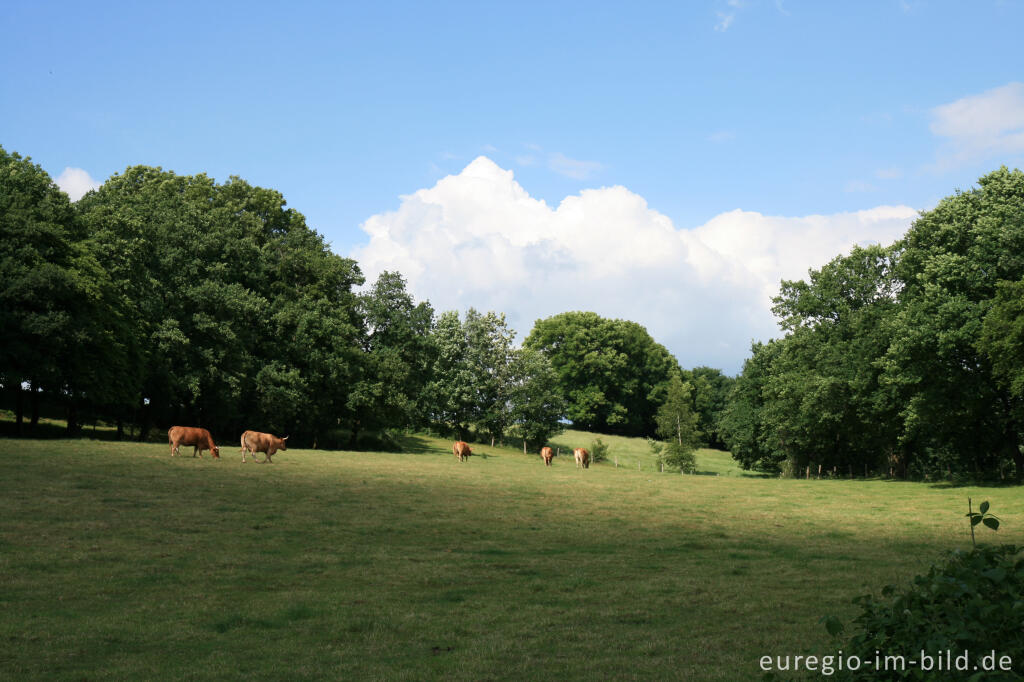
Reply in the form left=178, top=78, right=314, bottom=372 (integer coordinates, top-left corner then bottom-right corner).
left=965, top=497, right=1000, bottom=547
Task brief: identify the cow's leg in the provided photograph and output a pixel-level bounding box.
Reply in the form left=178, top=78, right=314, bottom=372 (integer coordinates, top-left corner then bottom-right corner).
left=193, top=446, right=199, bottom=458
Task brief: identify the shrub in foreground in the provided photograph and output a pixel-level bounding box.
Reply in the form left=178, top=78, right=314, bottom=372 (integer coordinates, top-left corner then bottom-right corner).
left=824, top=545, right=1024, bottom=680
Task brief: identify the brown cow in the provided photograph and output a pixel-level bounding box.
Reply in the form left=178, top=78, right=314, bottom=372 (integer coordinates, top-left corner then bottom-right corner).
left=453, top=441, right=472, bottom=462
left=541, top=446, right=554, bottom=466
left=240, top=430, right=289, bottom=463
left=168, top=426, right=220, bottom=459
left=574, top=447, right=590, bottom=469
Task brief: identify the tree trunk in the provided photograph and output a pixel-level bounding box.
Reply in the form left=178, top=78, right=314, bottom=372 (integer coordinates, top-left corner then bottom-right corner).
left=1012, top=446, right=1024, bottom=483
left=138, top=398, right=151, bottom=442
left=117, top=419, right=124, bottom=441
left=66, top=399, right=79, bottom=436
left=29, top=384, right=40, bottom=433
left=14, top=382, right=24, bottom=436
left=523, top=439, right=527, bottom=454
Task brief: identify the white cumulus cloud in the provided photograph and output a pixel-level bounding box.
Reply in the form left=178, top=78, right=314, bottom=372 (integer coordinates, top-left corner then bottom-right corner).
left=930, top=82, right=1024, bottom=169
left=55, top=167, right=100, bottom=201
left=352, top=157, right=917, bottom=373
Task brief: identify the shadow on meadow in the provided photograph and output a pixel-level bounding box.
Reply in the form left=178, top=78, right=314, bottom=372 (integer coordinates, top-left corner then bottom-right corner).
left=928, top=479, right=1022, bottom=490
left=3, top=438, right=1022, bottom=681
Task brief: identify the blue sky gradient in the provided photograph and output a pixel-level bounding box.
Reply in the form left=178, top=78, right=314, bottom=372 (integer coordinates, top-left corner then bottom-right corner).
left=4, top=1, right=1024, bottom=371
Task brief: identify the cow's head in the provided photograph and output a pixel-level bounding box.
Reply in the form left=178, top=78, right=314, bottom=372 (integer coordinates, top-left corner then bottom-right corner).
left=212, top=445, right=221, bottom=459
left=280, top=435, right=289, bottom=451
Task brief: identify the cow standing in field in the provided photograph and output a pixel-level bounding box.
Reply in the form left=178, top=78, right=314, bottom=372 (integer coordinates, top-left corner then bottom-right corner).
left=541, top=446, right=554, bottom=466
left=574, top=447, right=590, bottom=469
left=453, top=441, right=472, bottom=462
left=168, top=426, right=220, bottom=459
left=240, top=430, right=289, bottom=463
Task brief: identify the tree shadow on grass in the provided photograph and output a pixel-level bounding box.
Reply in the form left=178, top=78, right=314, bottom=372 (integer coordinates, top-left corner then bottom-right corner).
left=0, top=418, right=123, bottom=441
left=392, top=433, right=500, bottom=459
left=390, top=433, right=438, bottom=455
left=928, top=479, right=1022, bottom=490
left=692, top=469, right=773, bottom=478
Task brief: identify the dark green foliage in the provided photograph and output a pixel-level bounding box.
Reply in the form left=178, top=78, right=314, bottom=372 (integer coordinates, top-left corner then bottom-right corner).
left=349, top=271, right=436, bottom=444
left=686, top=366, right=735, bottom=449
left=425, top=309, right=565, bottom=447
left=0, top=147, right=78, bottom=402
left=76, top=166, right=365, bottom=445
left=590, top=436, right=609, bottom=463
left=883, top=167, right=1024, bottom=478
left=826, top=545, right=1024, bottom=680
left=967, top=499, right=1002, bottom=548
left=719, top=341, right=782, bottom=472
left=1, top=144, right=708, bottom=448
left=652, top=374, right=700, bottom=472
left=979, top=278, right=1024, bottom=400
left=508, top=348, right=566, bottom=451
left=655, top=374, right=701, bottom=447
left=662, top=441, right=696, bottom=473
left=727, top=168, right=1024, bottom=480
left=0, top=146, right=140, bottom=434
left=424, top=309, right=515, bottom=440
left=525, top=311, right=681, bottom=437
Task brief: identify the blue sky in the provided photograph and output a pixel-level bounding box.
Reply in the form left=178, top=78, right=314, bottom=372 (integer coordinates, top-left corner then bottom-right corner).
left=4, top=1, right=1024, bottom=372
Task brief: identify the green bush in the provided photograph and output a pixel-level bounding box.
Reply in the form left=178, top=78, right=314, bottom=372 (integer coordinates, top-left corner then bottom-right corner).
left=663, top=441, right=696, bottom=473
left=823, top=544, right=1024, bottom=680
left=590, top=437, right=609, bottom=463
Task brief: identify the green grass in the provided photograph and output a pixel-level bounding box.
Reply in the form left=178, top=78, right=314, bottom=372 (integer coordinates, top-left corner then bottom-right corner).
left=549, top=429, right=765, bottom=476
left=2, top=434, right=1022, bottom=680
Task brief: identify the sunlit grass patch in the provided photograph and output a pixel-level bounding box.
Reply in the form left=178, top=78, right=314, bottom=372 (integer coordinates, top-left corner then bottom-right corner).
left=2, top=436, right=1022, bottom=680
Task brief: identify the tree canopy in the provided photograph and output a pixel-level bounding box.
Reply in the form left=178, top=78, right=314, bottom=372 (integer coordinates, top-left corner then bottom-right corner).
left=524, top=311, right=680, bottom=437
left=722, top=168, right=1024, bottom=479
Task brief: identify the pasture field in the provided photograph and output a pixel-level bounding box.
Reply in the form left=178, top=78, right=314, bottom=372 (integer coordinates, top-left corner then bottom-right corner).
left=549, top=429, right=767, bottom=476
left=2, top=436, right=1023, bottom=681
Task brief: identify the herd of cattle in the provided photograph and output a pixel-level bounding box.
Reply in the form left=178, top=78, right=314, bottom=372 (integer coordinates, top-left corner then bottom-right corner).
left=167, top=426, right=288, bottom=463
left=452, top=441, right=590, bottom=468
left=167, top=425, right=591, bottom=468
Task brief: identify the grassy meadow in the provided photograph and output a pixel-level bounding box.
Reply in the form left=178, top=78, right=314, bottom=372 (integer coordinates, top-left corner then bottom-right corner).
left=2, top=434, right=1023, bottom=680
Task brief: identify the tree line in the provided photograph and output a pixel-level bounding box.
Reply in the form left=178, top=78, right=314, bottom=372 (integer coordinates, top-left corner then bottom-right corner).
left=8, top=146, right=1020, bottom=478
left=719, top=167, right=1024, bottom=480
left=1, top=145, right=727, bottom=454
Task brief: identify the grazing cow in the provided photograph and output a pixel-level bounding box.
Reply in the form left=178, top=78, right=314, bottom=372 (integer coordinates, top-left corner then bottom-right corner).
left=168, top=426, right=220, bottom=459
left=453, top=441, right=472, bottom=462
left=240, top=430, right=289, bottom=463
left=541, top=446, right=554, bottom=466
left=574, top=447, right=590, bottom=469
